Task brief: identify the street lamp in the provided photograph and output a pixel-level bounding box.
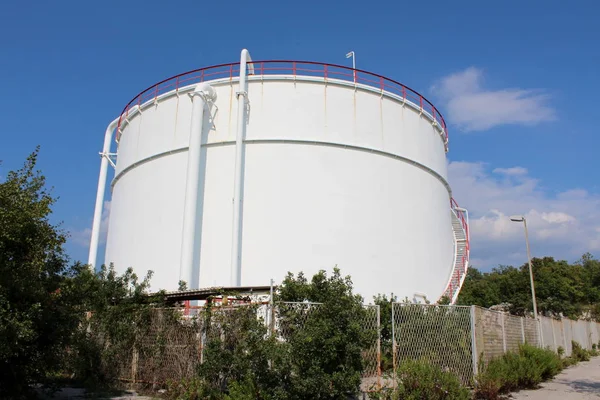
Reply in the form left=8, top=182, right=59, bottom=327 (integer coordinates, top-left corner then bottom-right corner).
left=510, top=215, right=539, bottom=320
left=346, top=51, right=356, bottom=82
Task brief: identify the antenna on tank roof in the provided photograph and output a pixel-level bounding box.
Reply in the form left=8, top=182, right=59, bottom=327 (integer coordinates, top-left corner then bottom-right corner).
left=345, top=51, right=356, bottom=82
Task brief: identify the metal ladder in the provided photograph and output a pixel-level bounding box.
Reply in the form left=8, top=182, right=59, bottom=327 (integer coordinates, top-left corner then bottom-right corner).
left=443, top=209, right=469, bottom=303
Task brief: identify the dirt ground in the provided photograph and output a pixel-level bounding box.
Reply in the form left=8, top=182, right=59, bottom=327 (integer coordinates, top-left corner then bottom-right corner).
left=37, top=357, right=600, bottom=399
left=511, top=356, right=600, bottom=399
left=36, top=387, right=156, bottom=399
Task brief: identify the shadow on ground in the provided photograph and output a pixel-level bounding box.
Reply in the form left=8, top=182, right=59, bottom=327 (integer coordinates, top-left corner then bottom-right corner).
left=558, top=378, right=600, bottom=395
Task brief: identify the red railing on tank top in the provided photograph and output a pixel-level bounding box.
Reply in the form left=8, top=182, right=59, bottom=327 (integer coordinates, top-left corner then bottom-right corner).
left=115, top=61, right=448, bottom=149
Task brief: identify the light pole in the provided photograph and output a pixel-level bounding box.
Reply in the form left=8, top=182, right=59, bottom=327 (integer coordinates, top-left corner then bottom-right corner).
left=510, top=215, right=539, bottom=320
left=346, top=51, right=356, bottom=82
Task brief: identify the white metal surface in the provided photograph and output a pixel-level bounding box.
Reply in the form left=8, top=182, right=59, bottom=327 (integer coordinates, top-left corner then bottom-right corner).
left=102, top=61, right=463, bottom=301
left=179, top=83, right=216, bottom=290
left=231, top=49, right=253, bottom=287
left=88, top=116, right=119, bottom=268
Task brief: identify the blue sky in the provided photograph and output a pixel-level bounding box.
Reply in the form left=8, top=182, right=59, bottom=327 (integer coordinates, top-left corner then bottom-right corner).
left=1, top=0, right=599, bottom=270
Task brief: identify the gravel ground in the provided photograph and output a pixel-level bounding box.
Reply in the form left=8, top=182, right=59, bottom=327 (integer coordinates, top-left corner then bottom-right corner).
left=511, top=356, right=600, bottom=399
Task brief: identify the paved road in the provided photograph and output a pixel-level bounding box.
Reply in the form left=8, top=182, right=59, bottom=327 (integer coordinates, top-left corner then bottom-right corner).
left=512, top=356, right=600, bottom=399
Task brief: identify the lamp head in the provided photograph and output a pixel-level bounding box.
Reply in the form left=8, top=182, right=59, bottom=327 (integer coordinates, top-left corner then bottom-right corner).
left=510, top=215, right=525, bottom=222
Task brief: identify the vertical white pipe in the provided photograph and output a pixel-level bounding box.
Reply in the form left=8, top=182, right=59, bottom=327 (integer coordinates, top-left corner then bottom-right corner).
left=180, top=83, right=215, bottom=290
left=88, top=117, right=120, bottom=268
left=231, top=49, right=252, bottom=287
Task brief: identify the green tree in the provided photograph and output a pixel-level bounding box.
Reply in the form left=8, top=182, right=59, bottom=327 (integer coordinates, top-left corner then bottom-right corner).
left=0, top=149, right=77, bottom=398
left=276, top=268, right=370, bottom=399
left=578, top=253, right=600, bottom=315
left=193, top=305, right=292, bottom=400
left=457, top=256, right=599, bottom=319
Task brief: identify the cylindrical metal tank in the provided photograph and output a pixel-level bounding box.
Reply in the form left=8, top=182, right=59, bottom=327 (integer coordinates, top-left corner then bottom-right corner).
left=95, top=54, right=469, bottom=303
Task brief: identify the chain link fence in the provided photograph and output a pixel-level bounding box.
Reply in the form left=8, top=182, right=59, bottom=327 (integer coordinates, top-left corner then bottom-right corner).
left=391, top=303, right=600, bottom=386
left=361, top=305, right=381, bottom=380
left=111, top=302, right=381, bottom=386
left=95, top=300, right=600, bottom=389
left=392, top=304, right=475, bottom=385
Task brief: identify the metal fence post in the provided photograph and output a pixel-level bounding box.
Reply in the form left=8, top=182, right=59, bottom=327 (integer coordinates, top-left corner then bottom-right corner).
left=269, top=279, right=275, bottom=335
left=520, top=317, right=526, bottom=343
left=551, top=317, right=557, bottom=352
left=501, top=312, right=507, bottom=353
left=131, top=346, right=139, bottom=384
left=377, top=304, right=382, bottom=389
left=562, top=318, right=568, bottom=354
left=538, top=318, right=544, bottom=348
left=391, top=295, right=397, bottom=387
left=470, top=306, right=478, bottom=379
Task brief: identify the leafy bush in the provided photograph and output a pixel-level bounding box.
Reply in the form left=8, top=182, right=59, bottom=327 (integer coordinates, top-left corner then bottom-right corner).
left=275, top=269, right=371, bottom=399
left=561, top=356, right=578, bottom=368
left=368, top=361, right=470, bottom=400
left=519, top=344, right=562, bottom=381
left=394, top=360, right=471, bottom=400
left=63, top=264, right=161, bottom=389
left=475, top=344, right=563, bottom=399
left=166, top=377, right=209, bottom=400
left=475, top=353, right=520, bottom=398
left=572, top=341, right=590, bottom=362
left=165, top=269, right=370, bottom=400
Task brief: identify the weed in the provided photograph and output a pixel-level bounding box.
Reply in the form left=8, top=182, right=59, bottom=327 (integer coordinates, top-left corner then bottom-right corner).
left=370, top=360, right=470, bottom=400
left=572, top=341, right=590, bottom=362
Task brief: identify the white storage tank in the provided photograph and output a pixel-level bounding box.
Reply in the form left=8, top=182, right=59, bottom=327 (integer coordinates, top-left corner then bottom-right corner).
left=89, top=50, right=470, bottom=303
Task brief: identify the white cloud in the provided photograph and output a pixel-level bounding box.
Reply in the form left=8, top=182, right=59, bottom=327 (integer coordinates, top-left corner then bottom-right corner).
left=492, top=167, right=528, bottom=176
left=449, top=162, right=600, bottom=269
left=432, top=67, right=556, bottom=131
left=70, top=201, right=111, bottom=247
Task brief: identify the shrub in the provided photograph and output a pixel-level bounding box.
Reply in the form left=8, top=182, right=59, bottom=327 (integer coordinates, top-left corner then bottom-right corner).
left=572, top=341, right=590, bottom=362
left=166, top=377, right=221, bottom=400
left=561, top=356, right=577, bottom=368
left=475, top=353, right=521, bottom=398
left=519, top=344, right=562, bottom=381
left=276, top=269, right=372, bottom=399
left=474, top=344, right=563, bottom=399
left=393, top=360, right=471, bottom=400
